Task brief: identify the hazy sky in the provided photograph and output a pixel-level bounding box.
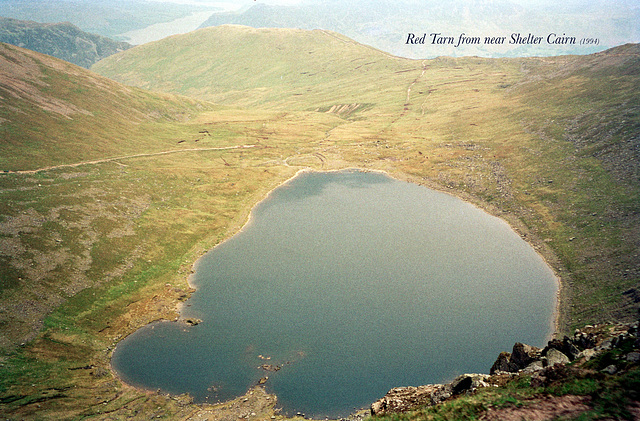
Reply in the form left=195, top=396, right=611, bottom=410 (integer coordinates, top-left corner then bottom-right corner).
left=146, top=0, right=618, bottom=7
left=145, top=0, right=303, bottom=6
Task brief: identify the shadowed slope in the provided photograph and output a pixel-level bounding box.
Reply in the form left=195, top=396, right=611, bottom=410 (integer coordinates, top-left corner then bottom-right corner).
left=0, top=17, right=131, bottom=68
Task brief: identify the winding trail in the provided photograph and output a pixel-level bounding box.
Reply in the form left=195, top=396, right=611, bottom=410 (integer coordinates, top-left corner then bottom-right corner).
left=405, top=60, right=429, bottom=110
left=3, top=145, right=257, bottom=174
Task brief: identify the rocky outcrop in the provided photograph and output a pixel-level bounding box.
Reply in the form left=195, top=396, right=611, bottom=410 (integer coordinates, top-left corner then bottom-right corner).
left=370, top=385, right=450, bottom=416
left=545, top=348, right=571, bottom=366
left=489, top=342, right=544, bottom=374
left=512, top=343, right=542, bottom=369
left=487, top=326, right=619, bottom=377
left=370, top=373, right=490, bottom=416
left=183, top=318, right=202, bottom=326
left=489, top=351, right=514, bottom=373
left=370, top=322, right=640, bottom=416
left=450, top=373, right=490, bottom=394
left=491, top=322, right=639, bottom=376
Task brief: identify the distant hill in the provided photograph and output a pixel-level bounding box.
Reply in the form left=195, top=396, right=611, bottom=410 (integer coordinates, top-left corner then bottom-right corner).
left=198, top=0, right=639, bottom=59
left=92, top=25, right=417, bottom=109
left=0, top=0, right=215, bottom=41
left=0, top=41, right=212, bottom=170
left=0, top=17, right=131, bottom=68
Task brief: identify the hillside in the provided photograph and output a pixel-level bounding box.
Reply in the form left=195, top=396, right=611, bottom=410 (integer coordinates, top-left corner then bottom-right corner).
left=0, top=25, right=638, bottom=420
left=0, top=17, right=130, bottom=68
left=0, top=42, right=215, bottom=171
left=0, top=40, right=341, bottom=419
left=92, top=25, right=417, bottom=109
left=0, top=40, right=228, bottom=352
left=0, top=0, right=214, bottom=41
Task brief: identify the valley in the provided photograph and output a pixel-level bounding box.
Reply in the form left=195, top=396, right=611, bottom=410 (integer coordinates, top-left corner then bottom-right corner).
left=0, top=24, right=638, bottom=420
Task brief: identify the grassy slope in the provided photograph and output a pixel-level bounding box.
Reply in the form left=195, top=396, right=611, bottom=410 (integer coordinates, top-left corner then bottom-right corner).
left=96, top=25, right=639, bottom=329
left=91, top=25, right=417, bottom=110
left=0, top=27, right=638, bottom=419
left=0, top=41, right=345, bottom=419
left=498, top=46, right=640, bottom=328
left=0, top=17, right=131, bottom=69
left=0, top=42, right=214, bottom=171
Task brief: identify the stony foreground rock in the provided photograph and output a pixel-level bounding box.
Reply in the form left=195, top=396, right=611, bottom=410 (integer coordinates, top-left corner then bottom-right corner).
left=370, top=321, right=640, bottom=416
left=370, top=373, right=490, bottom=415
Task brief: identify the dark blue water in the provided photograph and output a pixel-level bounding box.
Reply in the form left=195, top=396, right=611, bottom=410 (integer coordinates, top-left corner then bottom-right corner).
left=112, top=169, right=557, bottom=419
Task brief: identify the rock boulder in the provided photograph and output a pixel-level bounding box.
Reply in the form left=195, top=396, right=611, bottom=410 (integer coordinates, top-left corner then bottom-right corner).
left=370, top=384, right=452, bottom=416
left=511, top=342, right=542, bottom=369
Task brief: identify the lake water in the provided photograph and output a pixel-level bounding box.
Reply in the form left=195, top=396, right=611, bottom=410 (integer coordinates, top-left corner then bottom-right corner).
left=117, top=3, right=249, bottom=45
left=118, top=11, right=217, bottom=45
left=111, top=169, right=557, bottom=419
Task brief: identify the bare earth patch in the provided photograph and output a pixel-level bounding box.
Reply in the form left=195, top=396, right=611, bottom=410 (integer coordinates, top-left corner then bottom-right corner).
left=480, top=395, right=592, bottom=421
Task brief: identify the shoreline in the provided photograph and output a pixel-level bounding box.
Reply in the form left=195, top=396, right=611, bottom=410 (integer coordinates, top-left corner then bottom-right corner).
left=389, top=169, right=564, bottom=339
left=185, top=167, right=311, bottom=292
left=111, top=165, right=563, bottom=419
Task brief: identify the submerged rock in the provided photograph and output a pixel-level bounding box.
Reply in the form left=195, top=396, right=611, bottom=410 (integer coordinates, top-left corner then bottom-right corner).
left=259, top=364, right=282, bottom=372
left=183, top=318, right=202, bottom=326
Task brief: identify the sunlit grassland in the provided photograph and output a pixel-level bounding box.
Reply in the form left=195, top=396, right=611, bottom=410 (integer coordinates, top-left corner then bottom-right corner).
left=91, top=26, right=420, bottom=111
left=500, top=53, right=640, bottom=328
